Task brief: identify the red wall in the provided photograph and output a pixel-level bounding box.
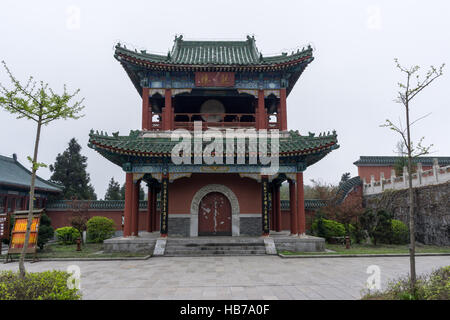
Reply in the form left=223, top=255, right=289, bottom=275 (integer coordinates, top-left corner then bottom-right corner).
left=169, top=173, right=261, bottom=214
left=47, top=208, right=317, bottom=233
left=47, top=209, right=160, bottom=232
left=358, top=165, right=432, bottom=182
left=47, top=173, right=321, bottom=233
left=280, top=209, right=315, bottom=231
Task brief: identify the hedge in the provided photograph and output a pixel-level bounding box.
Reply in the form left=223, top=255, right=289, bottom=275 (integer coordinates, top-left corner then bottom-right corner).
left=312, top=218, right=346, bottom=240
left=86, top=216, right=115, bottom=243
left=0, top=270, right=82, bottom=300
left=391, top=219, right=409, bottom=244
left=55, top=226, right=80, bottom=245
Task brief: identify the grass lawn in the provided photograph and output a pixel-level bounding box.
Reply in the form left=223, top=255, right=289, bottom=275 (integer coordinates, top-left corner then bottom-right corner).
left=280, top=243, right=450, bottom=256
left=1, top=242, right=150, bottom=259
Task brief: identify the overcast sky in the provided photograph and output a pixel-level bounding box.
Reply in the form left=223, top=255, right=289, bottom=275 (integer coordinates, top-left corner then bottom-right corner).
left=1, top=0, right=449, bottom=198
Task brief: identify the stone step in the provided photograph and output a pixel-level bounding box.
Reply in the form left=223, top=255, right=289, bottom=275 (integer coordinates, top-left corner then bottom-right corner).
left=165, top=247, right=266, bottom=252
left=166, top=245, right=265, bottom=250
left=164, top=250, right=267, bottom=256
left=164, top=238, right=267, bottom=256
left=167, top=239, right=264, bottom=244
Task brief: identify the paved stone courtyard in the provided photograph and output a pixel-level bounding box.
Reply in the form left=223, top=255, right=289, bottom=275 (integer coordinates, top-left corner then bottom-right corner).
left=1, top=256, right=449, bottom=299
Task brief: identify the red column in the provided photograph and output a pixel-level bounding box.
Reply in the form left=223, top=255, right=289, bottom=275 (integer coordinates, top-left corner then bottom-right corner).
left=275, top=184, right=282, bottom=232
left=142, top=87, right=149, bottom=130
left=289, top=180, right=298, bottom=235
left=131, top=179, right=140, bottom=236
left=146, top=186, right=153, bottom=232
left=152, top=188, right=158, bottom=231
left=279, top=88, right=287, bottom=131
left=258, top=90, right=266, bottom=129
left=123, top=173, right=133, bottom=237
left=163, top=89, right=172, bottom=130
left=270, top=186, right=275, bottom=231
left=296, top=172, right=306, bottom=235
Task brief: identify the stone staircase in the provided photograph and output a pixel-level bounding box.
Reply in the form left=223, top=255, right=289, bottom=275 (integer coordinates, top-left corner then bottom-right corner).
left=164, top=237, right=267, bottom=256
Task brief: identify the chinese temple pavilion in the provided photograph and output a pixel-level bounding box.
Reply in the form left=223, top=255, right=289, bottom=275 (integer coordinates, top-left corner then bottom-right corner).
left=88, top=36, right=339, bottom=238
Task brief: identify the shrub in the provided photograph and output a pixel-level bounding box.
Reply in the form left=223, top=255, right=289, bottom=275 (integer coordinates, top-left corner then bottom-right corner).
left=373, top=210, right=393, bottom=244
left=391, top=219, right=409, bottom=244
left=55, top=226, right=80, bottom=245
left=312, top=218, right=346, bottom=241
left=349, top=222, right=366, bottom=244
left=362, top=265, right=449, bottom=300
left=38, top=214, right=54, bottom=250
left=423, top=266, right=450, bottom=300
left=0, top=270, right=82, bottom=300
left=86, top=216, right=115, bottom=243
left=360, top=209, right=394, bottom=245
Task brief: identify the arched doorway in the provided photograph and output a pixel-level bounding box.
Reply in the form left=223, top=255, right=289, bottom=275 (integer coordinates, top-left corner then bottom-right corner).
left=198, top=192, right=232, bottom=236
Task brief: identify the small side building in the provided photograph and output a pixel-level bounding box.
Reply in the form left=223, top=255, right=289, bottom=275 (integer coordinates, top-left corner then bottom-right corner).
left=0, top=154, right=62, bottom=213
left=354, top=156, right=450, bottom=183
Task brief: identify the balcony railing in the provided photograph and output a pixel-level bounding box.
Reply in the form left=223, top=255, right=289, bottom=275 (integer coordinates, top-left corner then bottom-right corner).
left=146, top=113, right=281, bottom=131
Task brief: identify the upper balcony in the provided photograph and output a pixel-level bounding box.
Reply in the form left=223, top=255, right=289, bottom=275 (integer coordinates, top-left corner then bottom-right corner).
left=148, top=112, right=280, bottom=131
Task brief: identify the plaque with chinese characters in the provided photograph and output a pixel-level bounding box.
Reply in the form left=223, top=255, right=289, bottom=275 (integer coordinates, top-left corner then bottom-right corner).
left=195, top=72, right=235, bottom=87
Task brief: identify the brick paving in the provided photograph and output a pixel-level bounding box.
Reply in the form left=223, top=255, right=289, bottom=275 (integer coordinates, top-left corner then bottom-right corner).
left=0, top=255, right=448, bottom=300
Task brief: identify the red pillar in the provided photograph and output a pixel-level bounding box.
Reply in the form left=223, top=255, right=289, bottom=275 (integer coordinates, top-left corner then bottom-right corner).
left=275, top=184, right=282, bottom=232
left=257, top=90, right=266, bottom=129
left=270, top=185, right=275, bottom=231
left=289, top=180, right=298, bottom=235
left=146, top=185, right=152, bottom=232
left=296, top=172, right=306, bottom=235
left=163, top=89, right=172, bottom=130
left=131, top=179, right=140, bottom=236
left=123, top=173, right=133, bottom=237
left=142, top=87, right=149, bottom=130
left=279, top=88, right=287, bottom=131
left=152, top=188, right=158, bottom=231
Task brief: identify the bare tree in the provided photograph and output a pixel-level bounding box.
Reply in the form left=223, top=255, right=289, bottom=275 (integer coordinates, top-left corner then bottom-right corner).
left=0, top=61, right=84, bottom=278
left=381, top=58, right=444, bottom=294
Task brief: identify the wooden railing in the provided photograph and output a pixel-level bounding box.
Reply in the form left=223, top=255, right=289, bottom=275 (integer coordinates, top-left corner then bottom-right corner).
left=146, top=113, right=281, bottom=131
left=173, top=113, right=281, bottom=130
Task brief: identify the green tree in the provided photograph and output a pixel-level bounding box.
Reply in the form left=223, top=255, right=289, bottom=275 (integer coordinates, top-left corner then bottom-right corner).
left=381, top=58, right=444, bottom=293
left=0, top=61, right=84, bottom=278
left=360, top=209, right=393, bottom=246
left=37, top=214, right=54, bottom=250
left=104, top=177, right=121, bottom=200
left=49, top=138, right=97, bottom=200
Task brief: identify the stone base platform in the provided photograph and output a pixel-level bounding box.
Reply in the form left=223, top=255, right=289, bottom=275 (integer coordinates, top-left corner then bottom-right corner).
left=103, top=231, right=159, bottom=253
left=271, top=231, right=325, bottom=252
left=103, top=231, right=325, bottom=255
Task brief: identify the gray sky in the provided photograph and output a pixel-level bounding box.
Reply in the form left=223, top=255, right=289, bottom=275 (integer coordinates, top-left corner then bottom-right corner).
left=1, top=0, right=449, bottom=198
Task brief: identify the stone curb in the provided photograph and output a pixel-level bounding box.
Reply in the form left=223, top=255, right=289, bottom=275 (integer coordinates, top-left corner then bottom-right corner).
left=0, top=255, right=152, bottom=262
left=278, top=253, right=450, bottom=259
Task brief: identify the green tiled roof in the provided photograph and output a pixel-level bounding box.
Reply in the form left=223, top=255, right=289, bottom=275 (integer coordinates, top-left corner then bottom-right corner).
left=335, top=176, right=362, bottom=204
left=88, top=130, right=338, bottom=161
left=0, top=154, right=62, bottom=193
left=115, top=35, right=313, bottom=68
left=48, top=199, right=324, bottom=211
left=353, top=156, right=450, bottom=166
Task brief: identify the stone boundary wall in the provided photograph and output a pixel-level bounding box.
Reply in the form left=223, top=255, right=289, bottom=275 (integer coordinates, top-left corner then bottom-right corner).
left=364, top=181, right=449, bottom=245
left=364, top=160, right=450, bottom=195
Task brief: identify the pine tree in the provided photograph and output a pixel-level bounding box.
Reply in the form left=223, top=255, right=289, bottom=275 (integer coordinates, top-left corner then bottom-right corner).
left=105, top=177, right=121, bottom=200
left=49, top=138, right=97, bottom=200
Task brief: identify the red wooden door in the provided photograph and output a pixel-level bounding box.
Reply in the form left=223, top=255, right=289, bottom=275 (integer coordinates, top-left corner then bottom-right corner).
left=198, top=192, right=232, bottom=236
